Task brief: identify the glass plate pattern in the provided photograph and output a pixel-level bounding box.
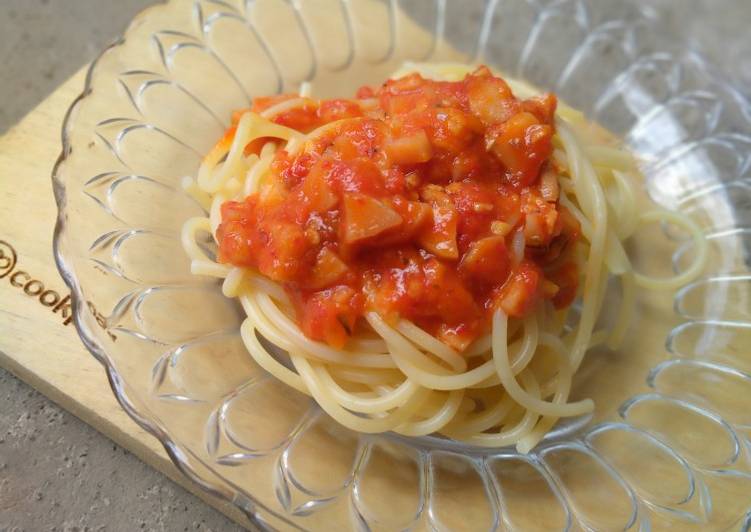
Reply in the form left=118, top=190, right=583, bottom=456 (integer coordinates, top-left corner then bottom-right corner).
left=53, top=0, right=751, bottom=530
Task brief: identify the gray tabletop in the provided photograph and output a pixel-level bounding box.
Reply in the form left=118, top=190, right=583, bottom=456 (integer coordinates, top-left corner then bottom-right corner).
left=0, top=1, right=748, bottom=531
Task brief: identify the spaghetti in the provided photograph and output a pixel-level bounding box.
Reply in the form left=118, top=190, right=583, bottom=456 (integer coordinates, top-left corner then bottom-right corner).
left=181, top=63, right=707, bottom=452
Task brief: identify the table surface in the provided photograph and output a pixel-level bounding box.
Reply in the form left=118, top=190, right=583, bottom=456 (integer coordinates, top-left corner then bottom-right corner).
left=0, top=1, right=748, bottom=531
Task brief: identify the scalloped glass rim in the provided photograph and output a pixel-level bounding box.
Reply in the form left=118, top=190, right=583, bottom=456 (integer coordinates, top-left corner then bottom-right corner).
left=51, top=0, right=751, bottom=530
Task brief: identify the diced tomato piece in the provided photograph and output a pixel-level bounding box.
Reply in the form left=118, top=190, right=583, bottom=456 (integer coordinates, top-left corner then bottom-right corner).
left=256, top=222, right=312, bottom=281
left=328, top=119, right=386, bottom=160
left=318, top=99, right=363, bottom=123
left=522, top=93, right=557, bottom=124
left=458, top=236, right=510, bottom=287
left=271, top=100, right=319, bottom=131
left=308, top=247, right=350, bottom=290
left=429, top=108, right=481, bottom=152
left=372, top=198, right=433, bottom=247
left=217, top=199, right=256, bottom=266
left=391, top=199, right=432, bottom=236
left=315, top=158, right=385, bottom=197
left=497, top=262, right=542, bottom=318
left=356, top=85, right=376, bottom=99
left=341, top=193, right=403, bottom=244
left=385, top=129, right=432, bottom=165
left=437, top=322, right=477, bottom=352
left=300, top=166, right=338, bottom=213
left=384, top=167, right=409, bottom=195
left=489, top=112, right=553, bottom=187
left=466, top=69, right=519, bottom=126
left=297, top=286, right=363, bottom=348
left=418, top=204, right=459, bottom=260
left=379, top=73, right=429, bottom=116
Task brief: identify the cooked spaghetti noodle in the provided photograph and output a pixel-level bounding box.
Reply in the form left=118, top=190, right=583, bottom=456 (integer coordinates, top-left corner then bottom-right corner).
left=181, top=63, right=707, bottom=452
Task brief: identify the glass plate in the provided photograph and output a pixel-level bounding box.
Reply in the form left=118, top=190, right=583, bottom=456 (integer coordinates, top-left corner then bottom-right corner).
left=52, top=0, right=751, bottom=530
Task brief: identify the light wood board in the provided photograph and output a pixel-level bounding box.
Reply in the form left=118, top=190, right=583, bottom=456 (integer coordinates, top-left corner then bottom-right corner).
left=0, top=68, right=252, bottom=530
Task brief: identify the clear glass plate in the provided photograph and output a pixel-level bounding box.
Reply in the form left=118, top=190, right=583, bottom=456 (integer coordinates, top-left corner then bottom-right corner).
left=52, top=0, right=751, bottom=530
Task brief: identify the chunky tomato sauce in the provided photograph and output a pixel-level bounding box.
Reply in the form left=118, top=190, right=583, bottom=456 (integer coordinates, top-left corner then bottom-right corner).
left=216, top=67, right=580, bottom=350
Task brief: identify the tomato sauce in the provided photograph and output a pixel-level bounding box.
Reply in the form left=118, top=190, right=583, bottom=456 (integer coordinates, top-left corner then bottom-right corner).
left=216, top=67, right=580, bottom=350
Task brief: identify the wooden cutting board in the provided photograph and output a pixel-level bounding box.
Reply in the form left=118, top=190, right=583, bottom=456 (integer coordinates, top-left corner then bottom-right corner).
left=0, top=68, right=252, bottom=530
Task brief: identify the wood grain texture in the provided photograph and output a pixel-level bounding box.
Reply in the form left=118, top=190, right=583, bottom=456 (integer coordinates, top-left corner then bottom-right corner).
left=0, top=68, right=251, bottom=530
